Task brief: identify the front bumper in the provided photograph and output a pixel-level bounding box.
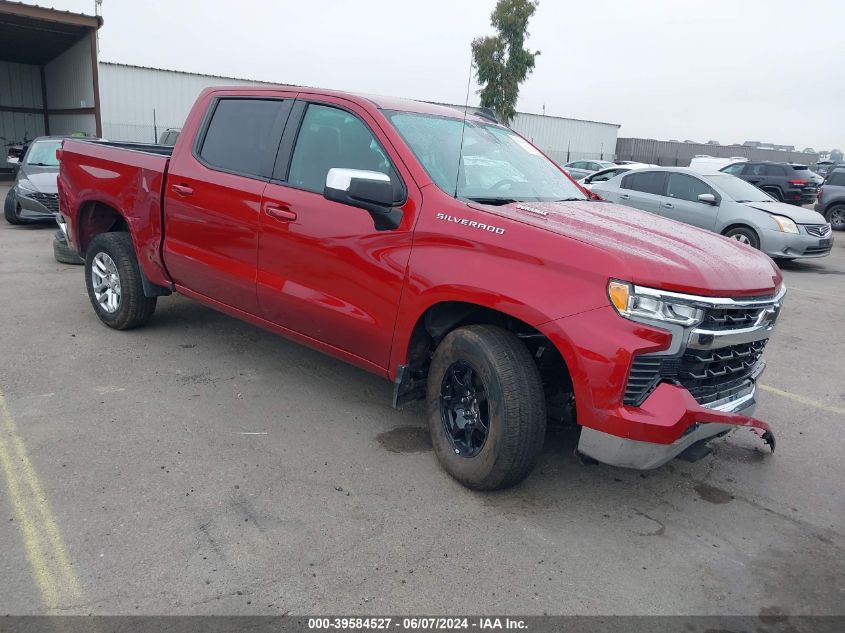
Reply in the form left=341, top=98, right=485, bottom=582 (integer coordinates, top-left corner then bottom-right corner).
left=541, top=287, right=783, bottom=469
left=15, top=188, right=60, bottom=221
left=577, top=374, right=761, bottom=469
left=760, top=226, right=833, bottom=259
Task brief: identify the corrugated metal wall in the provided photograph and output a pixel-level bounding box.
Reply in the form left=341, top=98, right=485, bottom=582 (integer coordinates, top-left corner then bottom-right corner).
left=0, top=61, right=45, bottom=152
left=99, top=63, right=274, bottom=142
left=444, top=104, right=620, bottom=165
left=44, top=37, right=96, bottom=136
left=616, top=138, right=820, bottom=168
left=509, top=112, right=620, bottom=164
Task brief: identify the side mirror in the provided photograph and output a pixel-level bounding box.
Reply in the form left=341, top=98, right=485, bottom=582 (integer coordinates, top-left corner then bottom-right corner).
left=6, top=156, right=19, bottom=165
left=698, top=193, right=717, bottom=205
left=324, top=168, right=403, bottom=230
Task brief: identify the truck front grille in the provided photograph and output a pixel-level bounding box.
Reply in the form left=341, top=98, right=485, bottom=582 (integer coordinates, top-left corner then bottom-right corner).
left=700, top=305, right=764, bottom=330
left=622, top=341, right=766, bottom=407
left=678, top=340, right=766, bottom=393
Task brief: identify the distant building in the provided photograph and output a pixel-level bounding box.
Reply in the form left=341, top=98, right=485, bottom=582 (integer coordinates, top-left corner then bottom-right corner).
left=742, top=140, right=795, bottom=152
left=616, top=137, right=818, bottom=168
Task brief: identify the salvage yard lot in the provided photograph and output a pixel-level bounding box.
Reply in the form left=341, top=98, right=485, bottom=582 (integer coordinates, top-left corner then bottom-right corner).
left=0, top=181, right=843, bottom=616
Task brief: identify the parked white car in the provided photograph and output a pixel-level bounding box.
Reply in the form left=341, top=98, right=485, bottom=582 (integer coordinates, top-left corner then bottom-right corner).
left=578, top=163, right=650, bottom=190
left=688, top=155, right=748, bottom=174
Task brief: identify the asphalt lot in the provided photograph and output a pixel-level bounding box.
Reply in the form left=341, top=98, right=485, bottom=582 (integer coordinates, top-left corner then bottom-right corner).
left=0, top=180, right=843, bottom=616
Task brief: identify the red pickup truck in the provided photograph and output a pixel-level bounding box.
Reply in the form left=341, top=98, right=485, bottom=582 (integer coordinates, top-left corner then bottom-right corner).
left=57, top=86, right=783, bottom=490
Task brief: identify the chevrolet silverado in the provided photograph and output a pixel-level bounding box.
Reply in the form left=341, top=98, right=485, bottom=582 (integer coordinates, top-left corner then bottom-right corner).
left=57, top=86, right=782, bottom=490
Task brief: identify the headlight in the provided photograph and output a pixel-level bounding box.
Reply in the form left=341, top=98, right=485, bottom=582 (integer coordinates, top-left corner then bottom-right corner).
left=16, top=180, right=37, bottom=194
left=608, top=280, right=704, bottom=327
left=770, top=215, right=799, bottom=234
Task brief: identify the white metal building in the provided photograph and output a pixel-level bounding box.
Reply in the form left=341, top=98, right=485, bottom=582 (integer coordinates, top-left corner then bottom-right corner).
left=98, top=63, right=274, bottom=142
left=97, top=63, right=621, bottom=162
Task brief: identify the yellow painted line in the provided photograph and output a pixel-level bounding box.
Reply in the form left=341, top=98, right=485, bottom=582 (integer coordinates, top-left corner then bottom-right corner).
left=0, top=389, right=81, bottom=610
left=759, top=383, right=845, bottom=416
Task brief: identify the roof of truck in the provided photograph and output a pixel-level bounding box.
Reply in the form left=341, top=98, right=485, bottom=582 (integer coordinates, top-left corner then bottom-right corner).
left=207, top=85, right=485, bottom=122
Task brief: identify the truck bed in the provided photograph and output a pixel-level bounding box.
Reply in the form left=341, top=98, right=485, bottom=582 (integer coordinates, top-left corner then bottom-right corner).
left=84, top=140, right=175, bottom=157
left=58, top=138, right=172, bottom=288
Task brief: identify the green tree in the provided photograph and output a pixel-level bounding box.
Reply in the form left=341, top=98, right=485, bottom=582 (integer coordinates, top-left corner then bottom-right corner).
left=471, top=0, right=540, bottom=125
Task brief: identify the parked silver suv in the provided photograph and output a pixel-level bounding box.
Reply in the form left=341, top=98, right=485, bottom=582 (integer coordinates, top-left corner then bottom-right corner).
left=593, top=167, right=832, bottom=260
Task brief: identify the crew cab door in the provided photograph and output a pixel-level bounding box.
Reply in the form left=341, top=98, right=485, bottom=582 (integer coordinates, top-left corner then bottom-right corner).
left=659, top=172, right=720, bottom=230
left=163, top=94, right=294, bottom=313
left=616, top=171, right=666, bottom=214
left=257, top=98, right=419, bottom=369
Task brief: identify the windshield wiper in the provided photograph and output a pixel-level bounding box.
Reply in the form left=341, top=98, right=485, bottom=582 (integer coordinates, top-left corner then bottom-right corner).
left=30, top=162, right=52, bottom=167
left=466, top=197, right=517, bottom=206
left=555, top=197, right=589, bottom=202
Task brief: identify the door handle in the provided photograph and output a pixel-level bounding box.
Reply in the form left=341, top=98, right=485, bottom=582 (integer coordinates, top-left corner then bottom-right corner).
left=171, top=184, right=193, bottom=196
left=264, top=202, right=297, bottom=222
left=663, top=202, right=674, bottom=208
left=620, top=194, right=630, bottom=200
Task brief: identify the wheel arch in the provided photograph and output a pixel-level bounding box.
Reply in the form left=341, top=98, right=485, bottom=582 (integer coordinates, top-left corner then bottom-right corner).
left=75, top=200, right=129, bottom=254
left=391, top=300, right=574, bottom=419
left=721, top=222, right=760, bottom=244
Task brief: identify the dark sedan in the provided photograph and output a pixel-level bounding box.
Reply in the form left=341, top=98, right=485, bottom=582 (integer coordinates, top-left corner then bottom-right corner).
left=4, top=136, right=65, bottom=225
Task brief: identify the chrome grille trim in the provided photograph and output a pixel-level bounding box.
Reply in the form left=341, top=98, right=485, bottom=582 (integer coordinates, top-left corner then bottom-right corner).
left=804, top=224, right=832, bottom=238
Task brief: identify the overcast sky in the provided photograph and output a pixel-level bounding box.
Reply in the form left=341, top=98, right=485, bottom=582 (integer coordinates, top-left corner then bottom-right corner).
left=28, top=0, right=845, bottom=151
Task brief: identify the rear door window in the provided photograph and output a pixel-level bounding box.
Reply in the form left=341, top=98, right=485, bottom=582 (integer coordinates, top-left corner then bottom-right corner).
left=765, top=164, right=786, bottom=177
left=198, top=98, right=291, bottom=178
left=622, top=171, right=666, bottom=195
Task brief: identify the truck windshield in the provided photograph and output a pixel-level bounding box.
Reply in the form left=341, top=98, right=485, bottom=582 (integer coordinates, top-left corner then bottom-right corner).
left=385, top=111, right=587, bottom=204
left=25, top=139, right=62, bottom=167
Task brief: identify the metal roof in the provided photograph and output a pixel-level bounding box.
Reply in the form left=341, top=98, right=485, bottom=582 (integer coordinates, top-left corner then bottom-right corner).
left=0, top=1, right=102, bottom=64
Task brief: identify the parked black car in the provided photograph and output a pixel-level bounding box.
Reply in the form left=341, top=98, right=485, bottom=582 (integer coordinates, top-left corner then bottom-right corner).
left=815, top=167, right=845, bottom=230
left=720, top=161, right=818, bottom=206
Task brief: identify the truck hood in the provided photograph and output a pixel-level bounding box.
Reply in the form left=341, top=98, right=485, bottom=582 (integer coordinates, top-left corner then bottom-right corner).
left=471, top=200, right=781, bottom=297
left=739, top=200, right=827, bottom=224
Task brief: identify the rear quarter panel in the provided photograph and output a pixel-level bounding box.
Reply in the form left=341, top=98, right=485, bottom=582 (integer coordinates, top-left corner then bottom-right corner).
left=59, top=140, right=170, bottom=286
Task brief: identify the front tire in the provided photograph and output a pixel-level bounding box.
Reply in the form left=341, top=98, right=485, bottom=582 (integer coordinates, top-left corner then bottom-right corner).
left=427, top=325, right=546, bottom=491
left=4, top=189, right=25, bottom=225
left=724, top=226, right=760, bottom=250
left=826, top=204, right=845, bottom=231
left=84, top=232, right=156, bottom=330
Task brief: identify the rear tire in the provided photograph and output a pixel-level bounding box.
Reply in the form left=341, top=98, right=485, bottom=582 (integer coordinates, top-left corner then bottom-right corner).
left=724, top=226, right=760, bottom=250
left=84, top=232, right=156, bottom=330
left=52, top=230, right=83, bottom=265
left=427, top=325, right=546, bottom=491
left=826, top=204, right=845, bottom=230
left=4, top=189, right=25, bottom=225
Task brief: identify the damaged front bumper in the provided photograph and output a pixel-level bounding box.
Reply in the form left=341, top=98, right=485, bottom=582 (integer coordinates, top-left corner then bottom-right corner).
left=542, top=287, right=784, bottom=470
left=577, top=373, right=773, bottom=470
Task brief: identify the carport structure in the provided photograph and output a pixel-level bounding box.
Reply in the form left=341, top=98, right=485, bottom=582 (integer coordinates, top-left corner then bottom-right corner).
left=0, top=1, right=102, bottom=171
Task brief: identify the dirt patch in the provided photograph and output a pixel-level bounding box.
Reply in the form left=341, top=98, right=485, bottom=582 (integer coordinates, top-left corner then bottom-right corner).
left=376, top=426, right=432, bottom=453
left=694, top=482, right=734, bottom=504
